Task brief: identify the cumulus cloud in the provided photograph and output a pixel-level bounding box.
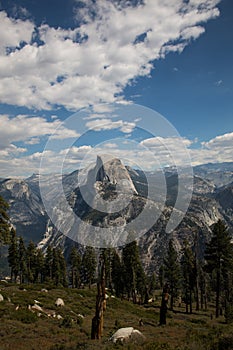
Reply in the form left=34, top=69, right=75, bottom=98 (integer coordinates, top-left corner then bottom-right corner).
left=85, top=118, right=136, bottom=133
left=188, top=132, right=233, bottom=165
left=0, top=114, right=80, bottom=150
left=0, top=131, right=232, bottom=178
left=0, top=0, right=220, bottom=110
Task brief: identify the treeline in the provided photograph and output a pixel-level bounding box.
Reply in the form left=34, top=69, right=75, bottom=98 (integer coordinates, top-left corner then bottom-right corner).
left=7, top=231, right=147, bottom=300
left=7, top=231, right=98, bottom=288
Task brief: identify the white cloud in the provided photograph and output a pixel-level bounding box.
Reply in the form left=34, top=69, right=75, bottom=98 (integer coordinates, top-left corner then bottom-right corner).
left=0, top=0, right=220, bottom=110
left=0, top=114, right=80, bottom=150
left=85, top=118, right=136, bottom=133
left=1, top=131, right=232, bottom=178
left=0, top=11, right=34, bottom=54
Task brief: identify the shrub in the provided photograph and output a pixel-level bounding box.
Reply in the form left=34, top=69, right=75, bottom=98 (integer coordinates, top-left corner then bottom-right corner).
left=218, top=335, right=233, bottom=350
left=13, top=309, right=38, bottom=324
left=60, top=315, right=73, bottom=328
left=225, top=302, right=233, bottom=324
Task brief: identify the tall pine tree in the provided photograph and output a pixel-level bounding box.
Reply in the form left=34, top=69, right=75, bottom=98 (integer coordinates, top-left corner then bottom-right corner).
left=122, top=240, right=146, bottom=303
left=164, top=239, right=180, bottom=310
left=181, top=240, right=195, bottom=314
left=0, top=195, right=11, bottom=246
left=205, top=220, right=233, bottom=318
left=69, top=246, right=81, bottom=288
left=8, top=228, right=19, bottom=282
left=81, top=246, right=97, bottom=288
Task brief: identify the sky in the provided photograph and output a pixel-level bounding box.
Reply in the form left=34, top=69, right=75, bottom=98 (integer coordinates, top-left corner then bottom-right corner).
left=0, top=0, right=232, bottom=178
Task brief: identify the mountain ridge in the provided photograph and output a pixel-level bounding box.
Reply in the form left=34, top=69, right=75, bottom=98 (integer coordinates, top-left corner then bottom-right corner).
left=1, top=159, right=233, bottom=273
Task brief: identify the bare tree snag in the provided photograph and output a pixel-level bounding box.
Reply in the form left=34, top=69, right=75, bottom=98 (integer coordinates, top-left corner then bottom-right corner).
left=91, top=255, right=106, bottom=339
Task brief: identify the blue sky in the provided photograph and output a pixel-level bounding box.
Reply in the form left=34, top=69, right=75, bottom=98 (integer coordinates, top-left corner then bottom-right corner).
left=0, top=0, right=232, bottom=177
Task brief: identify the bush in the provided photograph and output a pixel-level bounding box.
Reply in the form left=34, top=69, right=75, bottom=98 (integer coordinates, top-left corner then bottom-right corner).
left=13, top=309, right=38, bottom=324
left=60, top=315, right=73, bottom=328
left=218, top=335, right=233, bottom=350
left=225, top=302, right=233, bottom=324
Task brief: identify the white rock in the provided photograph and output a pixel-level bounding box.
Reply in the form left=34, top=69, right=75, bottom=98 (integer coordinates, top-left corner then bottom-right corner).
left=110, top=327, right=145, bottom=343
left=57, top=314, right=63, bottom=320
left=55, top=298, right=65, bottom=307
left=0, top=294, right=4, bottom=302
left=41, top=288, right=48, bottom=293
left=31, top=304, right=43, bottom=312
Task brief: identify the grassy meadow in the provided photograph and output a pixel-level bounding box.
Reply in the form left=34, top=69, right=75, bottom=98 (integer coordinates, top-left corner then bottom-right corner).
left=0, top=282, right=233, bottom=350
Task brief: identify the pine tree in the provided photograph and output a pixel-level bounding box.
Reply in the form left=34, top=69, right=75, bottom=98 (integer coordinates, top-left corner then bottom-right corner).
left=18, top=236, right=27, bottom=284
left=205, top=220, right=233, bottom=318
left=159, top=264, right=165, bottom=288
left=81, top=246, right=97, bottom=288
left=44, top=245, right=53, bottom=281
left=0, top=195, right=11, bottom=246
left=164, top=239, right=181, bottom=310
left=181, top=240, right=195, bottom=314
left=26, top=241, right=37, bottom=283
left=8, top=228, right=19, bottom=282
left=101, top=248, right=113, bottom=291
left=111, top=249, right=123, bottom=297
left=57, top=247, right=67, bottom=287
left=34, top=249, right=45, bottom=283
left=122, top=240, right=146, bottom=303
left=69, top=246, right=81, bottom=288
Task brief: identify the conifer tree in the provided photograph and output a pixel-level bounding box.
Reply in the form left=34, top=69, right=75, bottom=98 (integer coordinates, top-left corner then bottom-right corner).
left=81, top=246, right=97, bottom=288
left=44, top=245, right=53, bottom=281
left=0, top=195, right=11, bottom=246
left=57, top=247, right=67, bottom=287
left=35, top=249, right=45, bottom=283
left=26, top=241, right=37, bottom=283
left=101, top=248, right=113, bottom=291
left=164, top=239, right=180, bottom=310
left=8, top=228, right=19, bottom=282
left=159, top=264, right=165, bottom=288
left=111, top=249, right=123, bottom=297
left=18, top=236, right=27, bottom=284
left=69, top=246, right=81, bottom=288
left=181, top=241, right=195, bottom=314
left=122, top=240, right=146, bottom=303
left=205, top=220, right=233, bottom=318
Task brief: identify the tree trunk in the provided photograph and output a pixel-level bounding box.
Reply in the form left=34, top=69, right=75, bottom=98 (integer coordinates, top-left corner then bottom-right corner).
left=196, top=281, right=200, bottom=311
left=189, top=289, right=192, bottom=314
left=159, top=284, right=169, bottom=325
left=91, top=256, right=106, bottom=339
left=216, top=270, right=220, bottom=318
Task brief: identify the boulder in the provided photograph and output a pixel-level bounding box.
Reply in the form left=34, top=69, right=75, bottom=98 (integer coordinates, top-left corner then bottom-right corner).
left=110, top=327, right=145, bottom=343
left=55, top=298, right=65, bottom=307
left=31, top=304, right=43, bottom=312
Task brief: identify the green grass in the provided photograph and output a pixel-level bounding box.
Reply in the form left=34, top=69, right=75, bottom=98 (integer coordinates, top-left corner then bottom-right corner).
left=0, top=283, right=233, bottom=350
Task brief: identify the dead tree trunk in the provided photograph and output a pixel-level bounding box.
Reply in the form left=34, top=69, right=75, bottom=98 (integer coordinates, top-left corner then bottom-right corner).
left=91, top=255, right=106, bottom=339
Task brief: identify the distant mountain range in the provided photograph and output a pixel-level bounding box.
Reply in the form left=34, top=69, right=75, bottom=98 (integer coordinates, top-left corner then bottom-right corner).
left=1, top=160, right=233, bottom=273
